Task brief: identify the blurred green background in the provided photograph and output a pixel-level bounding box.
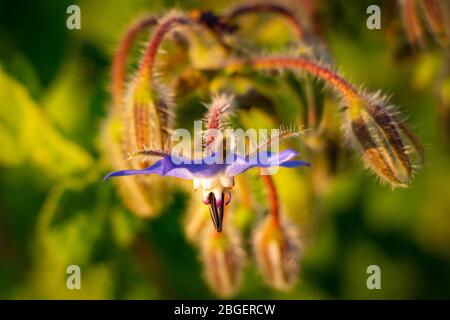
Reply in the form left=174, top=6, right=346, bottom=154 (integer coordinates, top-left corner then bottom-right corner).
left=0, top=0, right=450, bottom=299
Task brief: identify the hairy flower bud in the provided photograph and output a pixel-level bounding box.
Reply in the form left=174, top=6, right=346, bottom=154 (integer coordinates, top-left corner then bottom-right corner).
left=124, top=79, right=173, bottom=164
left=103, top=13, right=179, bottom=217
left=343, top=93, right=424, bottom=187
left=419, top=0, right=449, bottom=46
left=252, top=216, right=300, bottom=290
left=101, top=114, right=166, bottom=217
left=184, top=190, right=211, bottom=243
left=201, top=225, right=244, bottom=297
left=399, top=0, right=426, bottom=48
left=123, top=11, right=192, bottom=168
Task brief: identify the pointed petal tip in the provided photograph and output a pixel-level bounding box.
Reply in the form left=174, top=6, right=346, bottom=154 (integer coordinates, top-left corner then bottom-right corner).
left=102, top=172, right=115, bottom=181
left=280, top=159, right=310, bottom=168
left=102, top=170, right=126, bottom=181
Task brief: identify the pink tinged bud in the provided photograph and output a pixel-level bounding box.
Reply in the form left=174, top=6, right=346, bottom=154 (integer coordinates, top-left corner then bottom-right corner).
left=203, top=94, right=235, bottom=150
left=201, top=226, right=244, bottom=297
left=252, top=216, right=300, bottom=291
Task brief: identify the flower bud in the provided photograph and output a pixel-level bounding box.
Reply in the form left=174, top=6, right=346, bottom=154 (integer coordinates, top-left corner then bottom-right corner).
left=103, top=13, right=177, bottom=217
left=399, top=0, right=425, bottom=48
left=201, top=225, right=244, bottom=297
left=124, top=78, right=173, bottom=166
left=101, top=113, right=166, bottom=217
left=344, top=94, right=424, bottom=188
left=115, top=17, right=178, bottom=213
left=183, top=190, right=211, bottom=243
left=419, top=0, right=449, bottom=46
left=252, top=216, right=300, bottom=290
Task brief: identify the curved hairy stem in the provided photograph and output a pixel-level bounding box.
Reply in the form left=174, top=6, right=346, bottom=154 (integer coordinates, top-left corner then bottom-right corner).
left=112, top=15, right=158, bottom=109
left=127, top=12, right=194, bottom=150
left=227, top=56, right=362, bottom=106
left=137, top=12, right=194, bottom=84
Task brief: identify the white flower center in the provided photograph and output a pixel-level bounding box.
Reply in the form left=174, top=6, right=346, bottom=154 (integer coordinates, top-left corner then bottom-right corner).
left=193, top=176, right=234, bottom=204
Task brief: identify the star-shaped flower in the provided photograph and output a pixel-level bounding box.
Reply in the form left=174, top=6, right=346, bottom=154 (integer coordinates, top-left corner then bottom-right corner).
left=104, top=148, right=309, bottom=231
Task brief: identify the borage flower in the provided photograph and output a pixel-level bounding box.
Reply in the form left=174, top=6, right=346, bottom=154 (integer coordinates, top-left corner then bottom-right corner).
left=104, top=94, right=309, bottom=232
left=104, top=147, right=309, bottom=232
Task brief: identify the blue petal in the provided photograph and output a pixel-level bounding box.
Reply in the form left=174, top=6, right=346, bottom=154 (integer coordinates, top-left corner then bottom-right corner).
left=103, top=158, right=164, bottom=180
left=225, top=148, right=309, bottom=176
left=103, top=148, right=309, bottom=181
left=279, top=160, right=311, bottom=168
left=103, top=155, right=226, bottom=180
left=163, top=158, right=225, bottom=179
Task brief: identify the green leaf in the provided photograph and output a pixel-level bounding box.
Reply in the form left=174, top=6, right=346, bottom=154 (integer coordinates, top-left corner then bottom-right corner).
left=0, top=67, right=93, bottom=179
